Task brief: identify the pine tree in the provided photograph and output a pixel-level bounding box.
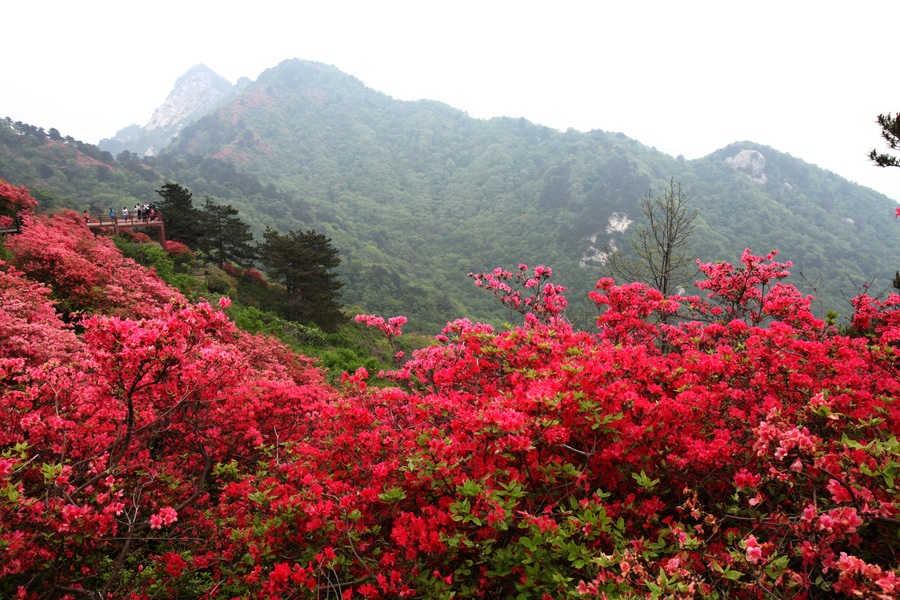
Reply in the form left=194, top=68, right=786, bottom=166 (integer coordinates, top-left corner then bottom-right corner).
left=870, top=112, right=900, bottom=168
left=154, top=183, right=206, bottom=248
left=871, top=116, right=900, bottom=293
left=258, top=228, right=345, bottom=330
left=197, top=197, right=256, bottom=267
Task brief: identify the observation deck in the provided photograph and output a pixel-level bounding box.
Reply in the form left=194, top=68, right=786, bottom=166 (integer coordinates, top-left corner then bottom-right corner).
left=84, top=212, right=166, bottom=245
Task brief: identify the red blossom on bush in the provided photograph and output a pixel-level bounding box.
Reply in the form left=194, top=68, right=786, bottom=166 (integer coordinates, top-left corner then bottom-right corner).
left=0, top=260, right=79, bottom=366
left=6, top=210, right=183, bottom=318
left=355, top=313, right=407, bottom=337
left=163, top=240, right=195, bottom=258
left=0, top=178, right=38, bottom=214
left=149, top=507, right=178, bottom=530
left=2, top=230, right=900, bottom=599
left=469, top=263, right=568, bottom=326
left=121, top=229, right=152, bottom=243
left=356, top=314, right=407, bottom=360
left=242, top=268, right=269, bottom=287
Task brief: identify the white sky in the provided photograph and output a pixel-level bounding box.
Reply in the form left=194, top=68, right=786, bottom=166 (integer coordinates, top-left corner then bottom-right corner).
left=5, top=1, right=900, bottom=201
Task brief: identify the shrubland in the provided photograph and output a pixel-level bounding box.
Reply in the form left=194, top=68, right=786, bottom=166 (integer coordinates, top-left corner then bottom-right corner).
left=1, top=182, right=899, bottom=598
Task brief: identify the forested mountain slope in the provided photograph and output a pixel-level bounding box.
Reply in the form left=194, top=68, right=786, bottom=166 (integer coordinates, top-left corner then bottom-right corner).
left=4, top=167, right=900, bottom=599
left=4, top=59, right=899, bottom=331
left=162, top=59, right=899, bottom=329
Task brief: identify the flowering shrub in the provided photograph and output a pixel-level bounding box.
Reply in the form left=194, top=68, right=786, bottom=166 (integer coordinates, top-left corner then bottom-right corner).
left=469, top=263, right=568, bottom=325
left=356, top=313, right=407, bottom=359
left=0, top=193, right=898, bottom=600
left=6, top=210, right=183, bottom=318
left=0, top=298, right=330, bottom=596
left=0, top=177, right=38, bottom=215
left=197, top=252, right=899, bottom=599
left=0, top=260, right=79, bottom=366
left=242, top=267, right=269, bottom=287
left=163, top=240, right=195, bottom=259
left=121, top=229, right=153, bottom=244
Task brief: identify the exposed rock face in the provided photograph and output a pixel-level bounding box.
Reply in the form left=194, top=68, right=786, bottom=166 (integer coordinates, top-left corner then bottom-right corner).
left=145, top=65, right=236, bottom=133
left=581, top=212, right=632, bottom=267
left=605, top=212, right=633, bottom=234
left=100, top=64, right=243, bottom=157
left=726, top=149, right=767, bottom=184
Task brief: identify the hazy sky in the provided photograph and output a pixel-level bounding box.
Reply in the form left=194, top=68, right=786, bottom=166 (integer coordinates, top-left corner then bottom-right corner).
left=5, top=1, right=900, bottom=201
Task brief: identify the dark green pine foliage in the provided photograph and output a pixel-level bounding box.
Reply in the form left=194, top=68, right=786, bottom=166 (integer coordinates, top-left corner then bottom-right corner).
left=198, top=197, right=256, bottom=267
left=258, top=227, right=345, bottom=331
left=154, top=183, right=206, bottom=248
left=870, top=112, right=900, bottom=168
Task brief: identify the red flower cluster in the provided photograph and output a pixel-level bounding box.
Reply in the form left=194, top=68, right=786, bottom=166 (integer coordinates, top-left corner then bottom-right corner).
left=7, top=210, right=182, bottom=319
left=1, top=198, right=898, bottom=599
left=0, top=178, right=38, bottom=214
left=163, top=240, right=195, bottom=259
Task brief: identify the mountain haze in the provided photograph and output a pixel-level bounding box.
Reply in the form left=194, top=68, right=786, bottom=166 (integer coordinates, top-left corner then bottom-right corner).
left=100, top=64, right=248, bottom=158
left=8, top=59, right=900, bottom=331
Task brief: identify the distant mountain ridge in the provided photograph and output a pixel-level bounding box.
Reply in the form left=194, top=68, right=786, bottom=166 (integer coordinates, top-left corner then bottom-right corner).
left=6, top=59, right=900, bottom=331
left=99, top=64, right=248, bottom=158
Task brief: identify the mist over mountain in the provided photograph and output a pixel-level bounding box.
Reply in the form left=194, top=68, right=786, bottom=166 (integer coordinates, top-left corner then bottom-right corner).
left=99, top=64, right=248, bottom=158
left=6, top=58, right=900, bottom=331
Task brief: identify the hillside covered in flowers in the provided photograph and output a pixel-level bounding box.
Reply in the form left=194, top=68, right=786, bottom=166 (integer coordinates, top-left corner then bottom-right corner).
left=1, top=179, right=899, bottom=598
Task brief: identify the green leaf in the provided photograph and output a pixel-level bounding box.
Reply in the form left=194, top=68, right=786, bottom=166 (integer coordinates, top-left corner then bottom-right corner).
left=248, top=490, right=271, bottom=505
left=2, top=485, right=20, bottom=503
left=560, top=462, right=582, bottom=477
left=40, top=463, right=61, bottom=483
left=631, top=469, right=660, bottom=490
left=457, top=479, right=483, bottom=497
left=378, top=487, right=407, bottom=503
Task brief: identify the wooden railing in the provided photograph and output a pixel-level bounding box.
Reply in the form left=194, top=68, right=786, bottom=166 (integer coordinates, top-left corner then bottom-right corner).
left=1, top=212, right=166, bottom=245
left=0, top=215, right=23, bottom=236
left=85, top=210, right=166, bottom=245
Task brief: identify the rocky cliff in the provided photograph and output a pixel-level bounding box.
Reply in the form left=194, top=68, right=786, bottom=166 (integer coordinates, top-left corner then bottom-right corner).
left=99, top=64, right=246, bottom=157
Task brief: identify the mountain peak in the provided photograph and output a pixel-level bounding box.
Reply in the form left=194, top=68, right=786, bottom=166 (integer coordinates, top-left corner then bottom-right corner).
left=100, top=65, right=241, bottom=157
left=145, top=64, right=236, bottom=133
left=726, top=148, right=768, bottom=184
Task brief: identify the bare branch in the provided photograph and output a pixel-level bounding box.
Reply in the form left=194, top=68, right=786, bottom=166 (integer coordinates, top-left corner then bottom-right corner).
left=606, top=177, right=699, bottom=298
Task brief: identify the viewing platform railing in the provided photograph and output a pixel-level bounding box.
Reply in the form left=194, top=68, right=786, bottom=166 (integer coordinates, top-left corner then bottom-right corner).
left=85, top=210, right=166, bottom=245
left=1, top=211, right=166, bottom=245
